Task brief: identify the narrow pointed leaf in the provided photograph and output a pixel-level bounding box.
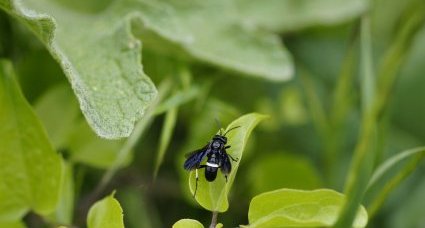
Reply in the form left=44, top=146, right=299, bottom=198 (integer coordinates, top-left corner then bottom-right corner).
left=154, top=107, right=178, bottom=178
left=0, top=60, right=62, bottom=221
left=365, top=147, right=425, bottom=216
left=188, top=113, right=267, bottom=212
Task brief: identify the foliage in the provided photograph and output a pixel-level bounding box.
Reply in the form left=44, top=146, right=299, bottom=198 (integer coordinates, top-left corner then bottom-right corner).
left=1, top=0, right=425, bottom=227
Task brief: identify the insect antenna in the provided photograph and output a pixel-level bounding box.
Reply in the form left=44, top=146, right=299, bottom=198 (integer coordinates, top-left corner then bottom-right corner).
left=223, top=126, right=241, bottom=136
left=214, top=117, right=223, bottom=135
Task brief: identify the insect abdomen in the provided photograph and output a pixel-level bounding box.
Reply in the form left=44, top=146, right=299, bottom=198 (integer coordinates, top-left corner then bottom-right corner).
left=205, top=166, right=218, bottom=181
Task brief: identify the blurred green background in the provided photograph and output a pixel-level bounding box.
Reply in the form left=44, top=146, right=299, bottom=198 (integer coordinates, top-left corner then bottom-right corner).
left=1, top=0, right=425, bottom=227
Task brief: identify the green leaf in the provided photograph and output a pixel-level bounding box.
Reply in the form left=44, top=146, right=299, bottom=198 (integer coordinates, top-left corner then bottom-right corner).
left=154, top=87, right=200, bottom=115
left=154, top=107, right=178, bottom=178
left=247, top=153, right=322, bottom=196
left=0, top=0, right=157, bottom=139
left=365, top=146, right=425, bottom=217
left=67, top=120, right=131, bottom=169
left=0, top=0, right=293, bottom=142
left=247, top=189, right=368, bottom=228
left=0, top=60, right=62, bottom=221
left=188, top=113, right=267, bottom=212
left=236, top=0, right=368, bottom=33
left=87, top=192, right=124, bottom=228
left=0, top=220, right=25, bottom=228
left=173, top=219, right=204, bottom=228
left=34, top=83, right=79, bottom=149
left=47, top=161, right=74, bottom=225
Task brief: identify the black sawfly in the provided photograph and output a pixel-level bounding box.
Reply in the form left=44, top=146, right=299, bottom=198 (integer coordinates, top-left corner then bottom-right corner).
left=183, top=126, right=240, bottom=197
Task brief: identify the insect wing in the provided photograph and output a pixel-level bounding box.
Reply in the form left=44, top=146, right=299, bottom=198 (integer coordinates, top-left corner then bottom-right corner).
left=183, top=144, right=210, bottom=170
left=220, top=152, right=232, bottom=175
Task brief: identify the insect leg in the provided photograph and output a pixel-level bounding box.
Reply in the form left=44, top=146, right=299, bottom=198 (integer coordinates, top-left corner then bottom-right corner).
left=193, top=169, right=199, bottom=198
left=224, top=145, right=231, bottom=149
left=228, top=154, right=238, bottom=162
left=193, top=165, right=207, bottom=198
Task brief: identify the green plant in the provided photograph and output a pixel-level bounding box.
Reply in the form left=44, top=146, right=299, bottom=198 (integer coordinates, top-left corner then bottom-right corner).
left=1, top=0, right=425, bottom=227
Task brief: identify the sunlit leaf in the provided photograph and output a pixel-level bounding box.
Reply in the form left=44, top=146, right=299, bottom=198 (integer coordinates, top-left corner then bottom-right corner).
left=188, top=113, right=267, bottom=212
left=0, top=60, right=62, bottom=221
left=0, top=0, right=157, bottom=139
left=0, top=0, right=296, bottom=139
left=247, top=189, right=368, bottom=228
left=173, top=219, right=204, bottom=228
left=87, top=192, right=124, bottom=228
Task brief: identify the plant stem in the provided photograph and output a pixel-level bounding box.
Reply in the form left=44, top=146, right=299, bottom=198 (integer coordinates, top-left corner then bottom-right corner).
left=209, top=211, right=218, bottom=228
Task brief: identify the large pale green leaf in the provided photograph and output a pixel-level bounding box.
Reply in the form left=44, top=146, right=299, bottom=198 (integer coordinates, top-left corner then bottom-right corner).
left=0, top=60, right=62, bottom=221
left=188, top=113, right=267, bottom=212
left=0, top=0, right=294, bottom=138
left=236, top=0, right=368, bottom=33
left=87, top=192, right=124, bottom=228
left=246, top=189, right=368, bottom=228
left=0, top=0, right=157, bottom=139
left=173, top=219, right=204, bottom=228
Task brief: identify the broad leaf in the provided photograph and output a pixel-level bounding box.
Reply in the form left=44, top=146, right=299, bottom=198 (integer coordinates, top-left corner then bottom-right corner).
left=365, top=146, right=425, bottom=216
left=188, top=113, right=267, bottom=212
left=87, top=192, right=124, bottom=228
left=247, top=189, right=368, bottom=228
left=0, top=0, right=295, bottom=138
left=0, top=0, right=157, bottom=139
left=173, top=219, right=204, bottom=228
left=0, top=60, right=62, bottom=221
left=236, top=0, right=368, bottom=33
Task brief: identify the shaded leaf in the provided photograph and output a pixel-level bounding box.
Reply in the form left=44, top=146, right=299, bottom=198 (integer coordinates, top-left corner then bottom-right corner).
left=67, top=120, right=131, bottom=169
left=154, top=107, right=178, bottom=178
left=34, top=83, right=79, bottom=149
left=173, top=219, right=204, bottom=228
left=247, top=153, right=322, bottom=196
left=189, top=113, right=267, bottom=212
left=236, top=0, right=368, bottom=33
left=87, top=192, right=124, bottom=228
left=247, top=189, right=368, bottom=228
left=0, top=60, right=62, bottom=221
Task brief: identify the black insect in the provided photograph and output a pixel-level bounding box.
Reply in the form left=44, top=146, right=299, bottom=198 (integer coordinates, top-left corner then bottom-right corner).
left=183, top=126, right=240, bottom=197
